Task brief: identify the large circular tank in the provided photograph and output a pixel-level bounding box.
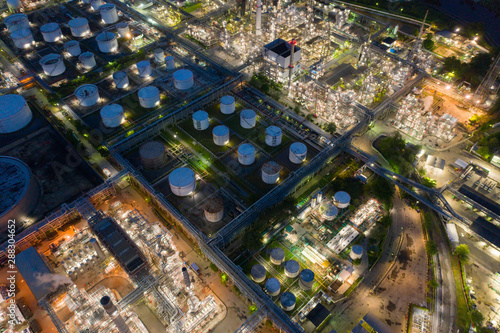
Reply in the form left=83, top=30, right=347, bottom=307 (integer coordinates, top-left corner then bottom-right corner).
left=169, top=167, right=196, bottom=196
left=96, top=31, right=118, bottom=53
left=251, top=264, right=266, bottom=283
left=39, top=54, right=65, bottom=76
left=79, top=52, right=96, bottom=69
left=0, top=95, right=32, bottom=133
left=0, top=157, right=40, bottom=234
left=265, top=126, right=282, bottom=146
left=64, top=40, right=81, bottom=57
left=139, top=141, right=167, bottom=169
left=213, top=125, right=229, bottom=146
left=319, top=202, right=338, bottom=221
left=238, top=143, right=255, bottom=165
left=220, top=95, right=235, bottom=114
left=75, top=84, right=99, bottom=107
left=280, top=292, right=296, bottom=311
left=7, top=0, right=22, bottom=12
left=68, top=18, right=90, bottom=37
left=262, top=161, right=280, bottom=184
left=299, top=269, right=315, bottom=290
left=284, top=260, right=300, bottom=278
left=5, top=14, right=30, bottom=33
left=289, top=142, right=307, bottom=164
left=350, top=245, right=363, bottom=260
left=10, top=28, right=34, bottom=49
left=100, top=104, right=124, bottom=128
left=136, top=60, right=152, bottom=78
left=154, top=48, right=164, bottom=63
left=203, top=197, right=224, bottom=222
left=173, top=69, right=194, bottom=90
left=334, top=191, right=351, bottom=208
left=40, top=23, right=62, bottom=42
left=165, top=55, right=175, bottom=70
left=240, top=109, right=256, bottom=129
left=131, top=30, right=143, bottom=47
left=138, top=86, right=160, bottom=108
left=192, top=110, right=209, bottom=130
left=90, top=0, right=103, bottom=11
left=265, top=278, right=281, bottom=296
left=113, top=71, right=129, bottom=89
left=99, top=4, right=118, bottom=24
left=116, top=22, right=130, bottom=38
left=270, top=247, right=285, bottom=265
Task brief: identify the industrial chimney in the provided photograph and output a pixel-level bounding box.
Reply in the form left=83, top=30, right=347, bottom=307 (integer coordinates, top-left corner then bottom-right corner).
left=256, top=0, right=262, bottom=36
left=100, top=296, right=131, bottom=333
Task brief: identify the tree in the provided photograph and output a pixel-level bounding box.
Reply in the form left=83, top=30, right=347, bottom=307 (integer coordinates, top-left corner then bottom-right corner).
left=324, top=122, right=337, bottom=135
left=453, top=244, right=470, bottom=263
left=423, top=34, right=435, bottom=51
left=470, top=309, right=485, bottom=327
left=427, top=279, right=439, bottom=289
left=421, top=177, right=436, bottom=188
left=369, top=176, right=395, bottom=207
left=426, top=240, right=438, bottom=256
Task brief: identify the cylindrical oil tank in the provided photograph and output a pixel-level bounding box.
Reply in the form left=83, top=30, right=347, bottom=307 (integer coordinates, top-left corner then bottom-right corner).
left=79, top=52, right=96, bottom=69
left=7, top=0, right=22, bottom=12
left=203, top=197, right=224, bottom=222
left=96, top=31, right=118, bottom=53
left=169, top=167, right=196, bottom=196
left=350, top=245, right=363, bottom=260
left=131, top=30, right=143, bottom=47
left=68, top=18, right=90, bottom=37
left=116, top=21, right=130, bottom=38
left=220, top=95, right=235, bottom=114
left=238, top=143, right=255, bottom=165
left=154, top=48, right=164, bottom=63
left=90, top=0, right=103, bottom=11
left=280, top=292, right=296, bottom=311
left=99, top=4, right=118, bottom=24
left=113, top=71, right=129, bottom=89
left=40, top=23, right=62, bottom=42
left=10, top=28, right=34, bottom=49
left=5, top=14, right=30, bottom=33
left=319, top=202, right=338, bottom=221
left=0, top=95, right=32, bottom=133
left=334, top=191, right=351, bottom=208
left=265, top=126, right=282, bottom=146
left=251, top=264, right=266, bottom=283
left=173, top=69, right=194, bottom=90
left=138, top=86, right=160, bottom=108
left=212, top=125, right=229, bottom=146
left=139, top=141, right=167, bottom=169
left=136, top=60, right=152, bottom=78
left=64, top=40, right=81, bottom=56
left=100, top=104, right=124, bottom=128
left=240, top=109, right=256, bottom=128
left=284, top=260, right=300, bottom=278
left=270, top=247, right=285, bottom=265
left=289, top=142, right=307, bottom=164
left=265, top=278, right=281, bottom=296
left=299, top=269, right=315, bottom=290
left=192, top=110, right=209, bottom=130
left=39, top=54, right=65, bottom=76
left=165, top=55, right=175, bottom=69
left=75, top=84, right=99, bottom=107
left=262, top=161, right=280, bottom=184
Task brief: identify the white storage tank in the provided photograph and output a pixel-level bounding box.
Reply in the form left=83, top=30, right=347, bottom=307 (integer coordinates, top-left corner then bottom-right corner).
left=262, top=161, right=280, bottom=184
left=238, top=143, right=255, bottom=165
left=265, top=278, right=281, bottom=296
left=0, top=95, right=32, bottom=133
left=136, top=60, right=152, bottom=78
left=319, top=202, right=338, bottom=221
left=265, top=126, right=282, bottom=146
left=113, top=71, right=129, bottom=89
left=240, top=109, right=256, bottom=129
left=138, top=86, right=160, bottom=108
left=75, top=84, right=99, bottom=107
left=99, top=4, right=118, bottom=24
left=203, top=197, right=224, bottom=222
left=169, top=167, right=196, bottom=196
left=165, top=55, right=175, bottom=69
left=334, top=191, right=351, bottom=208
left=289, top=142, right=307, bottom=164
left=270, top=247, right=285, bottom=265
left=284, top=260, right=300, bottom=278
left=299, top=269, right=315, bottom=290
left=39, top=54, right=66, bottom=76
left=7, top=0, right=22, bottom=12
left=212, top=125, right=229, bottom=146
left=64, top=40, right=81, bottom=56
left=100, top=104, right=124, bottom=128
left=131, top=30, right=143, bottom=47
left=139, top=141, right=167, bottom=169
left=173, top=69, right=194, bottom=90
left=5, top=14, right=30, bottom=33
left=350, top=245, right=363, bottom=260
left=192, top=110, right=209, bottom=130
left=280, top=292, right=296, bottom=311
left=10, top=28, right=34, bottom=49
left=154, top=48, right=164, bottom=63
left=116, top=22, right=130, bottom=38
left=96, top=31, right=118, bottom=53
left=79, top=52, right=96, bottom=69
left=251, top=264, right=266, bottom=283
left=40, top=23, right=62, bottom=43
left=90, top=0, right=103, bottom=11
left=220, top=95, right=235, bottom=114
left=68, top=18, right=90, bottom=37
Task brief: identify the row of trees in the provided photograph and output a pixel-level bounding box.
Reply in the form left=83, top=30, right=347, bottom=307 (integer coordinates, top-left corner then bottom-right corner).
left=441, top=52, right=494, bottom=88
left=376, top=132, right=421, bottom=178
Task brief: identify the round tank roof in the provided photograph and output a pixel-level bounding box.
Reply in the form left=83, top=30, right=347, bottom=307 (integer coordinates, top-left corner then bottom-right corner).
left=238, top=143, right=255, bottom=155
left=204, top=197, right=223, bottom=213
left=40, top=53, right=62, bottom=65
left=100, top=104, right=123, bottom=118
left=285, top=260, right=300, bottom=274
left=99, top=3, right=114, bottom=10
left=65, top=40, right=79, bottom=47
left=154, top=48, right=163, bottom=54
left=213, top=125, right=229, bottom=136
left=270, top=247, right=285, bottom=261
left=138, top=86, right=159, bottom=98
left=0, top=156, right=32, bottom=216
left=351, top=245, right=363, bottom=255
left=79, top=52, right=94, bottom=60
left=266, top=126, right=282, bottom=137
left=0, top=94, right=27, bottom=119
left=5, top=13, right=28, bottom=24
left=168, top=167, right=195, bottom=188
left=139, top=141, right=165, bottom=159
left=241, top=109, right=255, bottom=118
left=300, top=269, right=314, bottom=282
left=75, top=84, right=98, bottom=98
left=334, top=191, right=351, bottom=204
left=290, top=142, right=307, bottom=154
left=193, top=110, right=208, bottom=121
left=280, top=292, right=296, bottom=307
left=116, top=21, right=128, bottom=28
left=69, top=17, right=88, bottom=27
left=113, top=71, right=127, bottom=79
left=319, top=202, right=338, bottom=218
left=265, top=277, right=280, bottom=293
left=40, top=22, right=59, bottom=32
left=96, top=31, right=116, bottom=42
left=262, top=161, right=280, bottom=174
left=11, top=28, right=31, bottom=38
left=251, top=264, right=266, bottom=279
left=137, top=60, right=150, bottom=68
left=220, top=95, right=234, bottom=105
left=173, top=69, right=193, bottom=81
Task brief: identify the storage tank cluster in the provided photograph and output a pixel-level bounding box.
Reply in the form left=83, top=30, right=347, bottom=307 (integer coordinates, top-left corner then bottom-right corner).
left=113, top=71, right=129, bottom=89
left=220, top=95, right=235, bottom=114
left=68, top=17, right=90, bottom=37
left=240, top=109, right=256, bottom=129
left=99, top=4, right=118, bottom=24
left=40, top=22, right=62, bottom=42
left=289, top=142, right=307, bottom=164
left=169, top=167, right=196, bottom=197
left=238, top=143, right=255, bottom=166
left=251, top=264, right=266, bottom=283
left=116, top=22, right=130, bottom=38
left=265, top=126, right=282, bottom=146
left=0, top=95, right=32, bottom=133
left=265, top=277, right=281, bottom=296
left=299, top=269, right=315, bottom=290
left=39, top=54, right=65, bottom=76
left=154, top=49, right=164, bottom=64
left=136, top=60, right=152, bottom=78
left=350, top=245, right=363, bottom=260
left=203, top=197, right=224, bottom=222
left=261, top=161, right=280, bottom=184
left=138, top=86, right=160, bottom=108
left=96, top=31, right=118, bottom=53
left=192, top=110, right=209, bottom=130
left=139, top=141, right=167, bottom=169
left=10, top=28, right=34, bottom=49
left=173, top=69, right=194, bottom=90
left=75, top=84, right=99, bottom=107
left=79, top=52, right=96, bottom=69
left=270, top=247, right=285, bottom=265
left=280, top=292, right=296, bottom=311
left=319, top=202, right=338, bottom=221
left=65, top=40, right=81, bottom=57
left=100, top=104, right=124, bottom=128
left=5, top=14, right=30, bottom=33
left=284, top=260, right=300, bottom=278
left=334, top=191, right=351, bottom=208
left=212, top=125, right=229, bottom=146
left=165, top=55, right=175, bottom=70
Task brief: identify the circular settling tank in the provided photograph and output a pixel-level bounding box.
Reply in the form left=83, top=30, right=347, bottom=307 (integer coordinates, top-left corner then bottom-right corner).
left=169, top=167, right=196, bottom=197
left=212, top=125, right=229, bottom=146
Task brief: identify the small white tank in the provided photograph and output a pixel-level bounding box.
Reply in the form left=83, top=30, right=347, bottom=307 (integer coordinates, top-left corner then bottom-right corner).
left=40, top=23, right=62, bottom=42
left=10, top=28, right=34, bottom=49
left=7, top=0, right=22, bottom=12
left=280, top=292, right=296, bottom=311
left=173, top=69, right=194, bottom=90
left=116, top=22, right=130, bottom=38
left=238, top=143, right=255, bottom=165
left=0, top=95, right=32, bottom=133
left=139, top=141, right=167, bottom=169
left=350, top=245, right=363, bottom=260
left=265, top=126, right=282, bottom=146
left=64, top=40, right=81, bottom=57
left=154, top=48, right=164, bottom=63
left=192, top=110, right=209, bottom=130
left=100, top=104, right=124, bottom=127
left=39, top=54, right=66, bottom=76
left=99, top=4, right=118, bottom=24
left=131, top=30, right=143, bottom=47
left=68, top=18, right=90, bottom=37
left=270, top=248, right=285, bottom=265
left=138, top=86, right=160, bottom=108
left=113, top=71, right=129, bottom=89
left=75, top=84, right=99, bottom=107
left=262, top=161, right=280, bottom=184
left=220, top=95, right=235, bottom=114
left=265, top=278, right=281, bottom=296
left=334, top=191, right=351, bottom=209
left=96, top=31, right=118, bottom=53
left=169, top=167, right=196, bottom=196
left=213, top=125, right=229, bottom=146
left=165, top=55, right=175, bottom=69
left=240, top=109, right=256, bottom=128
left=90, top=0, right=103, bottom=10
left=299, top=269, right=315, bottom=290
left=284, top=260, right=300, bottom=278
left=289, top=142, right=307, bottom=164
left=136, top=60, right=152, bottom=78
left=5, top=14, right=30, bottom=33
left=79, top=52, right=96, bottom=69
left=251, top=264, right=266, bottom=283
left=203, top=197, right=224, bottom=222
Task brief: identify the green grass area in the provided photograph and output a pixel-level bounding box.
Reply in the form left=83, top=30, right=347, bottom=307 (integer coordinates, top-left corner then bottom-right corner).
left=451, top=255, right=471, bottom=331
left=183, top=2, right=202, bottom=13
